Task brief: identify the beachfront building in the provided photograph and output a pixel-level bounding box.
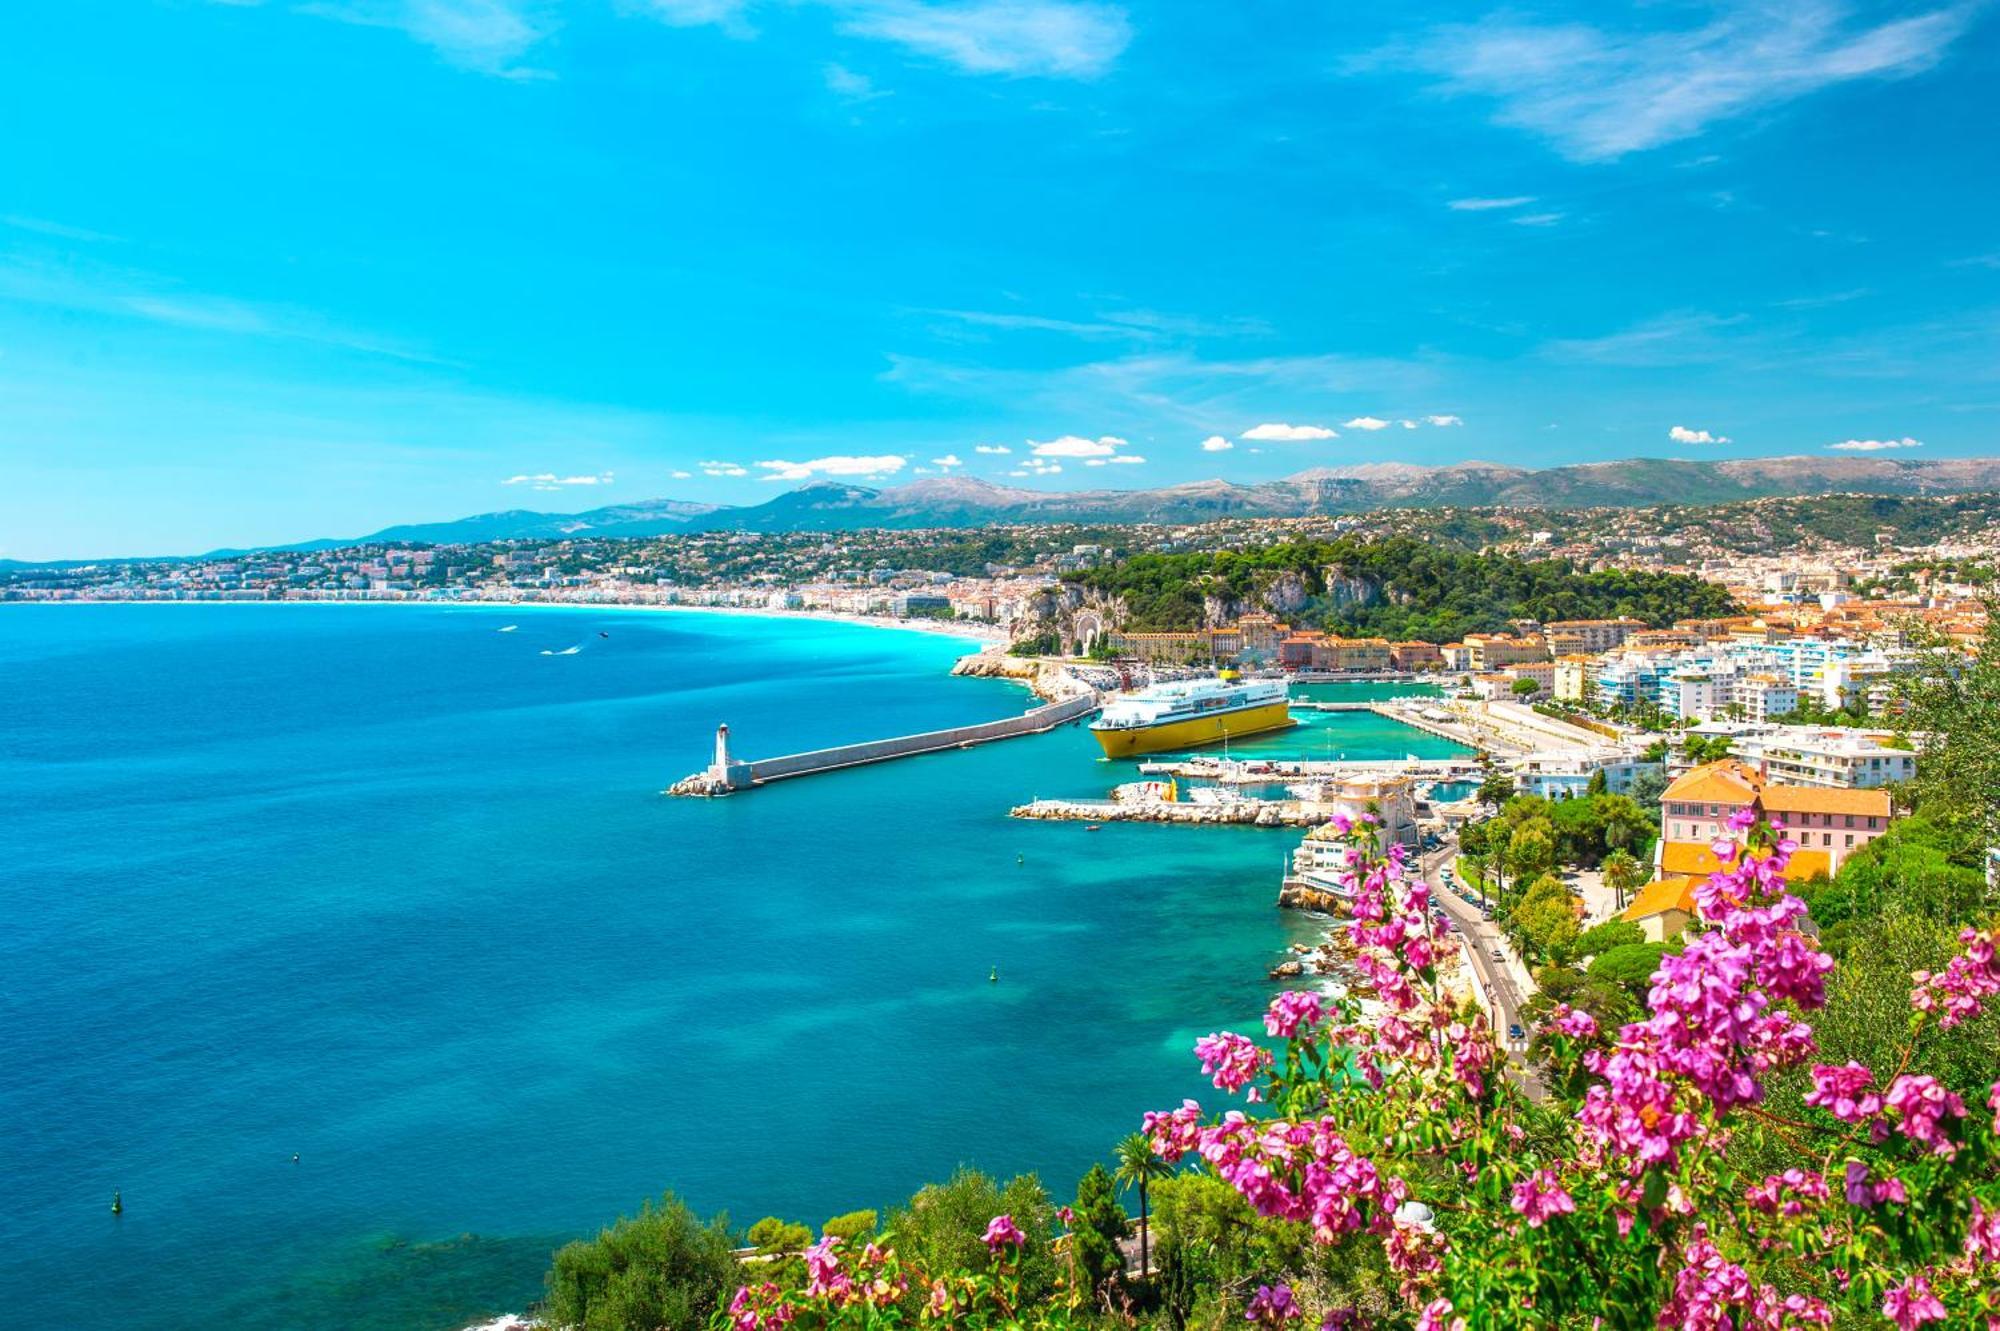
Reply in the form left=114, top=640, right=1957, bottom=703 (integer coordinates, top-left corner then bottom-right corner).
left=1657, top=759, right=1894, bottom=876
left=1722, top=727, right=1917, bottom=789
left=1291, top=773, right=1420, bottom=851
left=1553, top=655, right=1595, bottom=703
left=1507, top=752, right=1661, bottom=800
left=1463, top=633, right=1549, bottom=671
left=1391, top=640, right=1445, bottom=672
left=1544, top=617, right=1648, bottom=656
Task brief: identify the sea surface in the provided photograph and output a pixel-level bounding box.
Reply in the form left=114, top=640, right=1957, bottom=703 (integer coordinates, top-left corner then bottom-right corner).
left=0, top=605, right=1466, bottom=1331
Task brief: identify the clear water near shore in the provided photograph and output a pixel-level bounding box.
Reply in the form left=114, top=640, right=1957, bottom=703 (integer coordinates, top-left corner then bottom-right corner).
left=0, top=607, right=1464, bottom=1331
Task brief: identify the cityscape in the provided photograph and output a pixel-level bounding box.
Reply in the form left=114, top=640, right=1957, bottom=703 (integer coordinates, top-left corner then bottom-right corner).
left=10, top=1, right=2000, bottom=1329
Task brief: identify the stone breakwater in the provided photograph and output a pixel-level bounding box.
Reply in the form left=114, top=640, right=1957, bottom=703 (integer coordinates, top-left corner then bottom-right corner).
left=1009, top=798, right=1320, bottom=827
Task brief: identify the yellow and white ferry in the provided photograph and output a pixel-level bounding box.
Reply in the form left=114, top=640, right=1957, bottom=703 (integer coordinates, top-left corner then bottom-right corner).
left=1089, top=673, right=1295, bottom=758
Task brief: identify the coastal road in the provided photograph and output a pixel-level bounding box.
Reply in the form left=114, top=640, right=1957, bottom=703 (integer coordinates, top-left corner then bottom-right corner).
left=1419, top=844, right=1542, bottom=1097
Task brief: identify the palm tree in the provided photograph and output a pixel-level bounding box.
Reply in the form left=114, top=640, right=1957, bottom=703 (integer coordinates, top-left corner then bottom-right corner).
left=1114, top=1131, right=1171, bottom=1278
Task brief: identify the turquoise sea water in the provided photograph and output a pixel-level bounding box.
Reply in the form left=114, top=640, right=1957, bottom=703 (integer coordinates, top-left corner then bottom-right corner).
left=0, top=607, right=1463, bottom=1331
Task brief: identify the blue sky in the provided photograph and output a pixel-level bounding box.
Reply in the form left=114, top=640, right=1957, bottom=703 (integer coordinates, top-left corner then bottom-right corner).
left=3, top=0, right=1998, bottom=556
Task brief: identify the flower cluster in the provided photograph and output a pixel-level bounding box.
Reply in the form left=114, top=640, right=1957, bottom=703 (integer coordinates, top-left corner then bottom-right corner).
left=1130, top=802, right=2000, bottom=1330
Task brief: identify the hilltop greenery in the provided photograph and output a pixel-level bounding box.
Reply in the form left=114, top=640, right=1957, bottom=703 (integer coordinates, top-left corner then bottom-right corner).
left=1065, top=536, right=1737, bottom=640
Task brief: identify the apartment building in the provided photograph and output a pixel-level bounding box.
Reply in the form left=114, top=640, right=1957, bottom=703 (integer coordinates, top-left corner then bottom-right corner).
left=1657, top=759, right=1893, bottom=876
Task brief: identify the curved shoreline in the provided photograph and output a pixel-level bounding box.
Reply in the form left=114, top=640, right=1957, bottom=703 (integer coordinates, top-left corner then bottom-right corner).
left=0, top=595, right=1008, bottom=649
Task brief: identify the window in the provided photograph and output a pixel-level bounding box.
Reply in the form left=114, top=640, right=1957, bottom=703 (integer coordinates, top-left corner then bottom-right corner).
left=1844, top=815, right=1855, bottom=829
left=1845, top=834, right=1854, bottom=848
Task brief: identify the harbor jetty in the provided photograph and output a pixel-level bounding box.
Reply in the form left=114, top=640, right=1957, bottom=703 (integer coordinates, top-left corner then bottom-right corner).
left=669, top=651, right=1099, bottom=796
left=669, top=694, right=1098, bottom=795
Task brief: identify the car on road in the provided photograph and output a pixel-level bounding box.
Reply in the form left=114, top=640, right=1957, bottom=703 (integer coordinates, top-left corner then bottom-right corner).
left=1508, top=1023, right=1524, bottom=1042
left=1491, top=948, right=1506, bottom=962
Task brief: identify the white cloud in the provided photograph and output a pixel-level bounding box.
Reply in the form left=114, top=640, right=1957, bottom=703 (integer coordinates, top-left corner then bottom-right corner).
left=641, top=0, right=749, bottom=28
left=701, top=460, right=749, bottom=477
left=1447, top=196, right=1536, bottom=211
left=1009, top=457, right=1064, bottom=477
left=973, top=443, right=1012, bottom=454
left=1084, top=454, right=1146, bottom=466
left=1242, top=422, right=1336, bottom=441
left=754, top=453, right=909, bottom=481
left=1828, top=437, right=1923, bottom=452
left=1029, top=434, right=1125, bottom=458
left=504, top=470, right=613, bottom=486
left=670, top=470, right=693, bottom=479
left=931, top=453, right=963, bottom=468
left=1668, top=425, right=1732, bottom=444
left=1342, top=416, right=1392, bottom=431
left=299, top=0, right=552, bottom=78
left=824, top=61, right=889, bottom=100
left=839, top=0, right=1130, bottom=78
left=1395, top=2, right=1974, bottom=162
left=1423, top=414, right=1464, bottom=427
left=1200, top=435, right=1233, bottom=452
left=1511, top=212, right=1565, bottom=227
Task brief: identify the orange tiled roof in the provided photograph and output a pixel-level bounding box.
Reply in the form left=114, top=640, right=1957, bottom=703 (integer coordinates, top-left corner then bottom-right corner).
left=1762, top=786, right=1892, bottom=818
left=1659, top=840, right=1833, bottom=882
left=1661, top=760, right=1764, bottom=804
left=1622, top=875, right=1700, bottom=923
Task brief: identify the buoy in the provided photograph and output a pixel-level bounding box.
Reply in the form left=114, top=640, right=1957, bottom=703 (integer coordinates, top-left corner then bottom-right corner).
left=989, top=967, right=999, bottom=983
left=111, top=1191, right=122, bottom=1216
left=292, top=1153, right=300, bottom=1164
left=1016, top=853, right=1024, bottom=865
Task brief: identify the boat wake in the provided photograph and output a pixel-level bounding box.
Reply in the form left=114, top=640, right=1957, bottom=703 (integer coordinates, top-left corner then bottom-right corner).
left=497, top=624, right=518, bottom=633
left=539, top=645, right=583, bottom=656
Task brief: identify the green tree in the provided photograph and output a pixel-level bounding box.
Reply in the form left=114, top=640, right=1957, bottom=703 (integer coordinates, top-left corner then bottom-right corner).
left=1510, top=676, right=1543, bottom=698
left=1896, top=598, right=2000, bottom=849
left=889, top=1167, right=1060, bottom=1307
left=1574, top=918, right=1643, bottom=959
left=1505, top=820, right=1556, bottom=889
left=1477, top=772, right=1516, bottom=810
left=1588, top=941, right=1671, bottom=996
left=1586, top=767, right=1608, bottom=797
left=1113, top=1129, right=1171, bottom=1279
left=821, top=1210, right=878, bottom=1243
left=1068, top=1163, right=1129, bottom=1299
left=746, top=1216, right=812, bottom=1254
left=1601, top=848, right=1647, bottom=913
left=542, top=1193, right=738, bottom=1331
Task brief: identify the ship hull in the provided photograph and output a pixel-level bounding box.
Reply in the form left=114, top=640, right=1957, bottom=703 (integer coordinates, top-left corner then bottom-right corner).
left=1091, top=699, right=1296, bottom=758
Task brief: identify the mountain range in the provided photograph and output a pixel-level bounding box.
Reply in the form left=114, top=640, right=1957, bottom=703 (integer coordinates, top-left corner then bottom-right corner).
left=14, top=455, right=1998, bottom=564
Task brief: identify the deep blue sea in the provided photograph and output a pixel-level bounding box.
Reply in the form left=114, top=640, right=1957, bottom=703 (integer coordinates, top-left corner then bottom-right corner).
left=0, top=605, right=1466, bottom=1331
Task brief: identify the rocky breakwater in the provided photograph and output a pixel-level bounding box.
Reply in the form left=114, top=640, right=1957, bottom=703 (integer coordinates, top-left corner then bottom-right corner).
left=1010, top=798, right=1315, bottom=826
left=950, top=650, right=1094, bottom=705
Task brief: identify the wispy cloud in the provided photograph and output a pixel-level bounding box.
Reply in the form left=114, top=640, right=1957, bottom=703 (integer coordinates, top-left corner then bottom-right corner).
left=755, top=453, right=907, bottom=480
left=701, top=460, right=749, bottom=477
left=922, top=304, right=1266, bottom=342
left=931, top=452, right=963, bottom=467
left=1009, top=458, right=1062, bottom=477
left=1668, top=425, right=1732, bottom=444
left=3, top=214, right=123, bottom=244
left=1242, top=422, right=1335, bottom=441
left=973, top=443, right=1012, bottom=454
left=1542, top=311, right=1751, bottom=367
left=1510, top=212, right=1565, bottom=227
left=504, top=470, right=614, bottom=490
left=1199, top=434, right=1233, bottom=452
left=0, top=254, right=438, bottom=361
left=1423, top=414, right=1463, bottom=427
left=881, top=349, right=1437, bottom=428
left=1446, top=196, right=1536, bottom=211
left=824, top=61, right=889, bottom=100
left=1084, top=454, right=1144, bottom=466
left=1342, top=416, right=1391, bottom=431
left=839, top=0, right=1130, bottom=77
left=1388, top=2, right=1974, bottom=161
left=1828, top=436, right=1923, bottom=451
left=641, top=0, right=750, bottom=30
left=296, top=0, right=554, bottom=78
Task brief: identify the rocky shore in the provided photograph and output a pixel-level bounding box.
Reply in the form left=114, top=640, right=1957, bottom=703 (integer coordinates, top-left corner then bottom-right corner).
left=1009, top=798, right=1319, bottom=826
left=949, top=650, right=1095, bottom=704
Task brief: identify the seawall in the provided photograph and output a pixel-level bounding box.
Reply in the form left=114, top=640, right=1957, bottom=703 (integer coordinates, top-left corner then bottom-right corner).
left=669, top=693, right=1099, bottom=795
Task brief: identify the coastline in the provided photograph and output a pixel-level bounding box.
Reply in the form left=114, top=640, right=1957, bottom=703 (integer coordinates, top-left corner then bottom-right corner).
left=0, top=594, right=1011, bottom=648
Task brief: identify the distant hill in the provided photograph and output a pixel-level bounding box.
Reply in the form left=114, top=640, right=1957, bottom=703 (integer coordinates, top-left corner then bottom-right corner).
left=83, top=454, right=2000, bottom=559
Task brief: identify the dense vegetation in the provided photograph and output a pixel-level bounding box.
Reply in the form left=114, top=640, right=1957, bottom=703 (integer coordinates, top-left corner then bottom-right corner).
left=1065, top=536, right=1738, bottom=639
